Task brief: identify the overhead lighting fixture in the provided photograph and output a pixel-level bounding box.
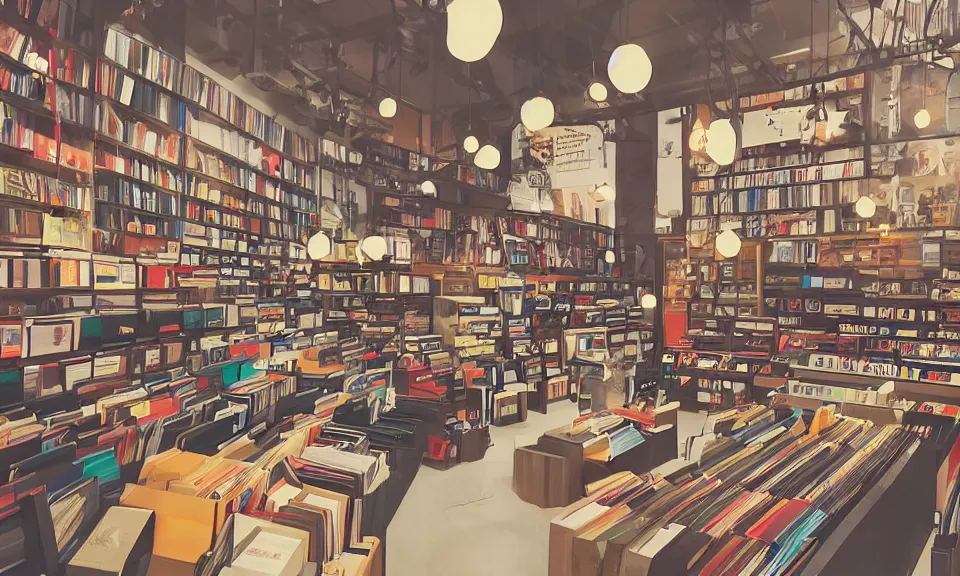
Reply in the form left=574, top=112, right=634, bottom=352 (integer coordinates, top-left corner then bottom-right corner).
left=379, top=96, right=397, bottom=119
left=446, top=0, right=503, bottom=63
left=608, top=44, right=652, bottom=94
left=641, top=293, right=657, bottom=309
left=463, top=67, right=481, bottom=155
left=595, top=183, right=614, bottom=202
left=307, top=231, right=332, bottom=260
left=421, top=180, right=437, bottom=197
left=603, top=250, right=616, bottom=264
left=474, top=144, right=501, bottom=169
left=586, top=38, right=607, bottom=103
left=716, top=229, right=742, bottom=259
left=521, top=96, right=555, bottom=132
left=855, top=196, right=877, bottom=219
left=463, top=135, right=480, bottom=154
left=915, top=61, right=930, bottom=129
left=706, top=118, right=737, bottom=166
left=358, top=235, right=388, bottom=262
left=587, top=82, right=608, bottom=103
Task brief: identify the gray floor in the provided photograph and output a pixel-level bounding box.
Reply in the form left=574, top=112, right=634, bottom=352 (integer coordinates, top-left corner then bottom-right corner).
left=386, top=405, right=934, bottom=576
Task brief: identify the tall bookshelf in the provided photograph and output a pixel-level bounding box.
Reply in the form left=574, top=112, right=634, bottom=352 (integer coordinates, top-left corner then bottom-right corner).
left=94, top=26, right=317, bottom=285
left=675, top=64, right=960, bottom=407
left=0, top=6, right=323, bottom=413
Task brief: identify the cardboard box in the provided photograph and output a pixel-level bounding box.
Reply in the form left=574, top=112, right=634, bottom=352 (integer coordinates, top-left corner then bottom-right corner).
left=460, top=426, right=490, bottom=463
left=228, top=527, right=307, bottom=576
left=210, top=515, right=310, bottom=576
left=138, top=450, right=211, bottom=490
left=135, top=451, right=255, bottom=533
left=66, top=506, right=155, bottom=576
left=119, top=484, right=218, bottom=567
left=321, top=536, right=381, bottom=576
left=548, top=500, right=586, bottom=576
left=513, top=446, right=573, bottom=508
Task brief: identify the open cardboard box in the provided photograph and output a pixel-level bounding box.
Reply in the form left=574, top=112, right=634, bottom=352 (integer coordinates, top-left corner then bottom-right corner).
left=120, top=484, right=218, bottom=576
left=120, top=451, right=267, bottom=575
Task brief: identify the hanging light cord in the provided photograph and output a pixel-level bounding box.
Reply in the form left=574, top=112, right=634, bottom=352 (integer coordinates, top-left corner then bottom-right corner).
left=704, top=12, right=740, bottom=121
left=590, top=37, right=596, bottom=82
left=921, top=53, right=927, bottom=111
left=468, top=64, right=472, bottom=133
left=537, top=0, right=543, bottom=92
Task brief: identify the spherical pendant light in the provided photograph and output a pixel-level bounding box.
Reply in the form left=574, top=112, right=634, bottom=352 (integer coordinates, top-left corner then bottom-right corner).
left=641, top=293, right=658, bottom=309
left=520, top=96, right=555, bottom=132
left=914, top=108, right=931, bottom=129
left=716, top=229, right=742, bottom=259
left=607, top=44, right=652, bottom=94
left=603, top=250, right=616, bottom=264
left=379, top=97, right=397, bottom=119
left=706, top=119, right=737, bottom=166
left=446, top=0, right=503, bottom=63
left=307, top=232, right=332, bottom=260
left=421, top=180, right=437, bottom=196
left=588, top=82, right=608, bottom=103
left=855, top=196, right=877, bottom=219
left=474, top=144, right=501, bottom=170
left=463, top=135, right=480, bottom=154
left=359, top=235, right=388, bottom=262
left=595, top=183, right=614, bottom=202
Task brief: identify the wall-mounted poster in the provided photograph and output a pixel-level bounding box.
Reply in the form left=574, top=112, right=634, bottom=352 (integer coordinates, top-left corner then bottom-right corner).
left=510, top=122, right=616, bottom=226
left=513, top=124, right=611, bottom=188
left=867, top=137, right=960, bottom=228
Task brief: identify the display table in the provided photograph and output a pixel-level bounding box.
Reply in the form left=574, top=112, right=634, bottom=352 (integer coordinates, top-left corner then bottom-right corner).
left=514, top=405, right=679, bottom=508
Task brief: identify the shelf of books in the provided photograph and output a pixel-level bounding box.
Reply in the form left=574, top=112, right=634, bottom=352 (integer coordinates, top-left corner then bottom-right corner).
left=674, top=63, right=960, bottom=410
left=0, top=5, right=330, bottom=413
left=369, top=193, right=615, bottom=275
left=93, top=25, right=319, bottom=282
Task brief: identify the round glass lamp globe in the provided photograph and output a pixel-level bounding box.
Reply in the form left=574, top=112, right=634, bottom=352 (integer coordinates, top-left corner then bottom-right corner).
left=588, top=82, right=608, bottom=102
left=716, top=229, right=742, bottom=259
left=359, top=235, right=388, bottom=262
left=463, top=135, right=480, bottom=154
left=421, top=180, right=437, bottom=196
left=915, top=108, right=931, bottom=129
left=604, top=250, right=616, bottom=264
left=641, top=293, right=658, bottom=309
left=595, top=184, right=614, bottom=202
left=855, top=196, right=877, bottom=219
left=474, top=144, right=501, bottom=169
left=378, top=97, right=397, bottom=119
left=607, top=44, right=652, bottom=94
left=307, top=232, right=332, bottom=261
left=706, top=119, right=737, bottom=166
left=521, top=96, right=555, bottom=132
left=446, top=0, right=503, bottom=63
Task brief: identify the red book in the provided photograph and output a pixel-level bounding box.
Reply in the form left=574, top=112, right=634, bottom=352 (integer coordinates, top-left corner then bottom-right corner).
left=746, top=498, right=809, bottom=544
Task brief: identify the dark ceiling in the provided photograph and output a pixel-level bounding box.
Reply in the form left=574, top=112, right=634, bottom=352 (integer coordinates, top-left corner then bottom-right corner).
left=173, top=0, right=916, bottom=139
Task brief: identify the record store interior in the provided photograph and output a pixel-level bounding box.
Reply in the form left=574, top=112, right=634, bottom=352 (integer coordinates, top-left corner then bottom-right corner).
left=8, top=0, right=960, bottom=574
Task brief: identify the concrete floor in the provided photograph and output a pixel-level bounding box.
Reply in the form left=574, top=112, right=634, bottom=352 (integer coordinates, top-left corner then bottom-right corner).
left=386, top=405, right=934, bottom=576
